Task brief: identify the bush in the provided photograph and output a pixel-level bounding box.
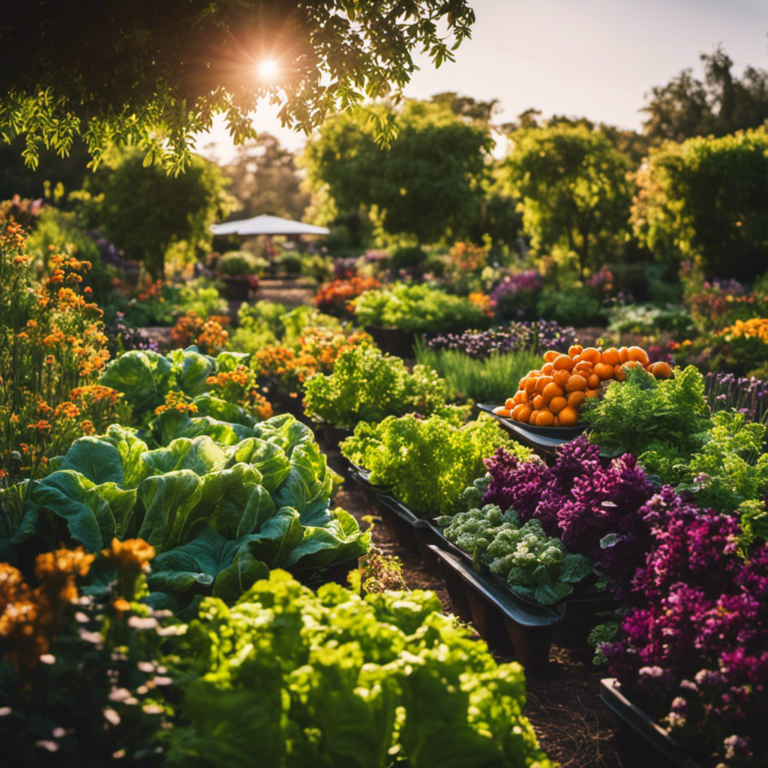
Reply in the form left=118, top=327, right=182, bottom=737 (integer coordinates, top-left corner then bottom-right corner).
left=536, top=291, right=606, bottom=327
left=217, top=250, right=264, bottom=277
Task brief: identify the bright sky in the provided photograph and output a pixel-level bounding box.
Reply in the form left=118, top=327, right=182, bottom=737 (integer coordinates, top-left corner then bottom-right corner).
left=196, top=0, right=768, bottom=163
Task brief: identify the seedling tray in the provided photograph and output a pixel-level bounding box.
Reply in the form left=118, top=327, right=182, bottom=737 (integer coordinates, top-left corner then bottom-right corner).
left=600, top=679, right=705, bottom=768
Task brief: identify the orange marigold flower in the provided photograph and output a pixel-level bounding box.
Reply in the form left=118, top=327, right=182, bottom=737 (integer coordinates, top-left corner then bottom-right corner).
left=102, top=538, right=155, bottom=575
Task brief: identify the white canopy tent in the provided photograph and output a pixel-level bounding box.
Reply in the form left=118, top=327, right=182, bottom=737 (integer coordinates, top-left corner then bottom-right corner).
left=211, top=214, right=330, bottom=237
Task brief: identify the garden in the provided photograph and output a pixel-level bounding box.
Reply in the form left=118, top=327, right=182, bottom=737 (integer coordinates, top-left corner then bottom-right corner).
left=2, top=3, right=768, bottom=767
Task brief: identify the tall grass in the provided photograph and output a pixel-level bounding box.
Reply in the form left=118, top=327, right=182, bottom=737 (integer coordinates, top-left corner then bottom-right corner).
left=415, top=338, right=539, bottom=405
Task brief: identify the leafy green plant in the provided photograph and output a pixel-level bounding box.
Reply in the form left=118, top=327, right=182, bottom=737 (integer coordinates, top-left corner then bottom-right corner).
left=217, top=251, right=267, bottom=277
left=353, top=283, right=490, bottom=333
left=163, top=570, right=555, bottom=768
left=304, top=345, right=451, bottom=428
left=437, top=505, right=592, bottom=605
left=2, top=415, right=368, bottom=610
left=582, top=365, right=710, bottom=457
left=415, top=339, right=540, bottom=404
left=341, top=414, right=526, bottom=518
left=176, top=278, right=228, bottom=318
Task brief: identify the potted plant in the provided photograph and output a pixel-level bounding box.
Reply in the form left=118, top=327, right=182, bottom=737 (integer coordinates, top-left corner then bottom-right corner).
left=216, top=250, right=264, bottom=300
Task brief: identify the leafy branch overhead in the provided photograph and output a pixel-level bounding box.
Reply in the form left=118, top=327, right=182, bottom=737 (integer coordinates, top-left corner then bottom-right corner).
left=0, top=0, right=475, bottom=172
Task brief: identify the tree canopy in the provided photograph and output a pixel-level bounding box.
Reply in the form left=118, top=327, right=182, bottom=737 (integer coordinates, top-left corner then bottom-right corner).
left=0, top=0, right=475, bottom=173
left=500, top=123, right=632, bottom=277
left=631, top=128, right=768, bottom=282
left=300, top=99, right=493, bottom=243
left=642, top=47, right=768, bottom=144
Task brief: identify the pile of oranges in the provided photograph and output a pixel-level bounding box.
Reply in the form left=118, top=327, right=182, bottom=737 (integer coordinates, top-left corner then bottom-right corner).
left=494, top=344, right=672, bottom=428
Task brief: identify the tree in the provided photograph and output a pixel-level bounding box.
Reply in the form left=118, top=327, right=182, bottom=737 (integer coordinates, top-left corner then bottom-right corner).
left=500, top=123, right=632, bottom=277
left=0, top=0, right=475, bottom=173
left=221, top=134, right=309, bottom=222
left=84, top=149, right=236, bottom=278
left=642, top=47, right=768, bottom=144
left=301, top=99, right=493, bottom=243
left=631, top=128, right=768, bottom=282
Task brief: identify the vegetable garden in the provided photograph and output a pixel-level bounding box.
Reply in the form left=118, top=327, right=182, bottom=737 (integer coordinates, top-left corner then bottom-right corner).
left=2, top=215, right=768, bottom=768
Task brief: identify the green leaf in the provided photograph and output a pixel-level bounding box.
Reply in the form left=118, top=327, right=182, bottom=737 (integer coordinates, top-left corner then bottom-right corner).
left=560, top=553, right=593, bottom=583
left=227, top=438, right=290, bottom=493
left=215, top=351, right=251, bottom=372
left=151, top=408, right=195, bottom=447
left=147, top=526, right=241, bottom=593
left=238, top=507, right=305, bottom=568
left=136, top=470, right=203, bottom=553
left=213, top=546, right=270, bottom=603
left=287, top=509, right=369, bottom=569
left=95, top=482, right=138, bottom=539
left=31, top=471, right=116, bottom=551
left=142, top=436, right=229, bottom=477
left=99, top=425, right=150, bottom=488
left=272, top=443, right=333, bottom=526
left=192, top=394, right=258, bottom=428
left=169, top=347, right=217, bottom=396
left=58, top=437, right=124, bottom=486
left=99, top=350, right=171, bottom=414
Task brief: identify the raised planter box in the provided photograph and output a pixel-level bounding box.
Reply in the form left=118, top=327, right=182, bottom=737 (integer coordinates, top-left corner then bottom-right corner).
left=600, top=679, right=705, bottom=768
left=429, top=545, right=561, bottom=672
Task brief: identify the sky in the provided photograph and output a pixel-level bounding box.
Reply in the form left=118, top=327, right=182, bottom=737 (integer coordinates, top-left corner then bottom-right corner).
left=196, top=0, right=768, bottom=163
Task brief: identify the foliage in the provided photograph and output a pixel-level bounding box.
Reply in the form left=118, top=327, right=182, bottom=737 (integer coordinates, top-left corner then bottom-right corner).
left=83, top=148, right=235, bottom=277
left=216, top=250, right=265, bottom=277
left=1, top=224, right=119, bottom=485
left=489, top=271, right=542, bottom=321
left=631, top=128, right=768, bottom=282
left=581, top=365, right=710, bottom=458
left=341, top=414, right=523, bottom=518
left=414, top=340, right=540, bottom=405
left=163, top=570, right=554, bottom=768
left=500, top=123, right=631, bottom=277
left=301, top=99, right=493, bottom=242
left=0, top=543, right=174, bottom=766
left=426, top=320, right=576, bottom=358
left=642, top=46, right=768, bottom=143
left=313, top=276, right=380, bottom=317
left=304, top=345, right=450, bottom=429
left=176, top=278, right=229, bottom=318
left=437, top=506, right=592, bottom=605
left=4, top=414, right=368, bottom=609
left=601, top=491, right=768, bottom=767
left=482, top=439, right=658, bottom=601
left=353, top=283, right=490, bottom=333
left=1, top=1, right=476, bottom=172
left=535, top=290, right=607, bottom=328
left=641, top=411, right=768, bottom=514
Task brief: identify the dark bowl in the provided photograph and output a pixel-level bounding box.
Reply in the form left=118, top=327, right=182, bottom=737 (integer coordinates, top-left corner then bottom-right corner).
left=478, top=403, right=588, bottom=440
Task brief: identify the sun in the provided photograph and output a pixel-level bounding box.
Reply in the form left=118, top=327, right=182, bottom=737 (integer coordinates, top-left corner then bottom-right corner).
left=257, top=59, right=280, bottom=81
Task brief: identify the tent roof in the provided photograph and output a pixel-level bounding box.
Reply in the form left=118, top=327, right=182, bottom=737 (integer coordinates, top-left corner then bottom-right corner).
left=211, top=214, right=330, bottom=237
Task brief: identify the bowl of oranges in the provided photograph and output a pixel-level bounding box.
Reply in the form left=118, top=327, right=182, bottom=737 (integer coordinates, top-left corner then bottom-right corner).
left=492, top=344, right=672, bottom=436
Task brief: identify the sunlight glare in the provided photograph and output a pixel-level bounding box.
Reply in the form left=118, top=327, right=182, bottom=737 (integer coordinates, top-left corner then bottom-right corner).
left=257, top=59, right=280, bottom=81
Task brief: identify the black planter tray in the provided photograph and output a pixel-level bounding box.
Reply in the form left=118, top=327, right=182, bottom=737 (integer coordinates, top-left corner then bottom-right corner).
left=478, top=403, right=588, bottom=439
left=374, top=494, right=441, bottom=570
left=429, top=545, right=561, bottom=672
left=288, top=556, right=361, bottom=589
left=600, top=679, right=705, bottom=768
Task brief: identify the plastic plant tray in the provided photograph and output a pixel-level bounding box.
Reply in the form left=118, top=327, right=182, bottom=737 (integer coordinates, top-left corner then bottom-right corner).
left=600, top=679, right=705, bottom=768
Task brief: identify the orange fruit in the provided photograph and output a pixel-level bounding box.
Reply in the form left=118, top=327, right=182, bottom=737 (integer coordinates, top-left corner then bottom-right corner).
left=543, top=351, right=559, bottom=363
left=587, top=373, right=600, bottom=390
left=618, top=346, right=629, bottom=363
left=565, top=374, right=587, bottom=392
left=528, top=370, right=542, bottom=378
left=594, top=362, right=615, bottom=381
left=535, top=375, right=554, bottom=393
left=533, top=394, right=546, bottom=410
left=585, top=389, right=599, bottom=399
left=580, top=347, right=602, bottom=364
left=651, top=361, right=672, bottom=379
left=542, top=362, right=555, bottom=375
left=524, top=377, right=537, bottom=395
left=553, top=369, right=571, bottom=388
left=513, top=392, right=528, bottom=405
left=493, top=407, right=510, bottom=416
left=553, top=354, right=575, bottom=371
left=536, top=410, right=555, bottom=427
left=602, top=348, right=620, bottom=366
left=627, top=346, right=650, bottom=367
left=511, top=404, right=526, bottom=420
left=505, top=397, right=515, bottom=410
left=568, top=344, right=583, bottom=358
left=567, top=390, right=586, bottom=409
left=574, top=361, right=594, bottom=375
left=558, top=406, right=579, bottom=427
left=549, top=396, right=567, bottom=414
left=542, top=382, right=565, bottom=401
left=517, top=406, right=532, bottom=423
left=529, top=409, right=541, bottom=425
left=553, top=416, right=561, bottom=426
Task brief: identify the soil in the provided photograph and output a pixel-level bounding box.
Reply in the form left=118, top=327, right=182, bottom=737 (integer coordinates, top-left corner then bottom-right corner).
left=323, top=443, right=680, bottom=768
